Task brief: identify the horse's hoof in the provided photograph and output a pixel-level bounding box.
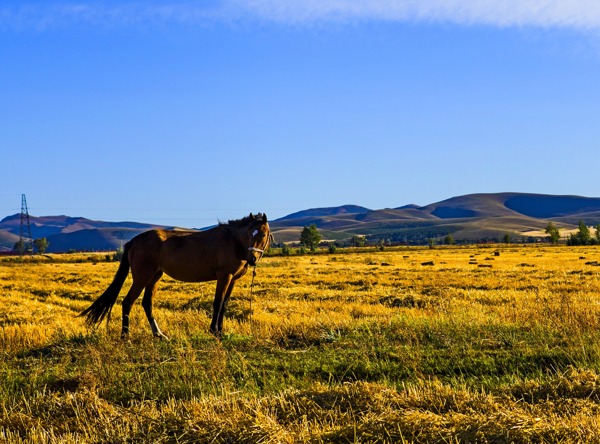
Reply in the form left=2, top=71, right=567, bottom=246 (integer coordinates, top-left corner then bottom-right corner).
left=153, top=332, right=170, bottom=341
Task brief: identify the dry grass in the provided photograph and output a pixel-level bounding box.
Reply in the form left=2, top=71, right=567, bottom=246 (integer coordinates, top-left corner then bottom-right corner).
left=2, top=245, right=600, bottom=442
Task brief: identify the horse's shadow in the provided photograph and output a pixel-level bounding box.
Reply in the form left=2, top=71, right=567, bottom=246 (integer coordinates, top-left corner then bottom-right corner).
left=179, top=296, right=252, bottom=321
left=17, top=332, right=99, bottom=360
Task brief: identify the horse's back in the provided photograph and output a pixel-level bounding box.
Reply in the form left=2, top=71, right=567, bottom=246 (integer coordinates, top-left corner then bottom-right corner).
left=129, top=228, right=224, bottom=282
left=128, top=229, right=180, bottom=254
left=130, top=228, right=199, bottom=246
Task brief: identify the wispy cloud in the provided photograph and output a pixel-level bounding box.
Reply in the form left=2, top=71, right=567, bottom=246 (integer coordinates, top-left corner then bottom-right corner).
left=1, top=1, right=599, bottom=31
left=233, top=0, right=600, bottom=29
left=0, top=3, right=229, bottom=31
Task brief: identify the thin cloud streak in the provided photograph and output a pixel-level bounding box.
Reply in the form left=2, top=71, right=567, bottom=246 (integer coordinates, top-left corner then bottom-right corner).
left=0, top=3, right=227, bottom=31
left=234, top=0, right=600, bottom=29
left=1, top=1, right=599, bottom=30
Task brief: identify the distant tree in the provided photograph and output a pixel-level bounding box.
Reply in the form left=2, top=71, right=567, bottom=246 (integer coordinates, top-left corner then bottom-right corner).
left=596, top=225, right=600, bottom=244
left=503, top=233, right=512, bottom=244
left=578, top=220, right=591, bottom=244
left=545, top=222, right=561, bottom=244
left=281, top=243, right=291, bottom=256
left=112, top=246, right=124, bottom=262
left=351, top=235, right=366, bottom=248
left=13, top=240, right=25, bottom=254
left=33, top=238, right=49, bottom=254
left=300, top=224, right=321, bottom=252
left=566, top=233, right=578, bottom=246
left=567, top=220, right=592, bottom=246
left=444, top=234, right=455, bottom=245
left=328, top=242, right=337, bottom=254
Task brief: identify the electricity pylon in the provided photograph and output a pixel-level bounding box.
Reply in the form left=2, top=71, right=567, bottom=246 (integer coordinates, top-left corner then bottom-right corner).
left=19, top=194, right=33, bottom=254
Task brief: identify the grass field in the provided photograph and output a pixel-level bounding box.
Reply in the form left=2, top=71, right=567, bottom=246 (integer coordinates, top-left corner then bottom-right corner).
left=2, top=245, right=600, bottom=443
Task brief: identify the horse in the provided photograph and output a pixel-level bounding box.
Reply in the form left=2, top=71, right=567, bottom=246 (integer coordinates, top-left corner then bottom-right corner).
left=80, top=213, right=271, bottom=339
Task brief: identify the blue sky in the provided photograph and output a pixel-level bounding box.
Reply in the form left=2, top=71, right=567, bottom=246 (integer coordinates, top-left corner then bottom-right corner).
left=1, top=1, right=600, bottom=228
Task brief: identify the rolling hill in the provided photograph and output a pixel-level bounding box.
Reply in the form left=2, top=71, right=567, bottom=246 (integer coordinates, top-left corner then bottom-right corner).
left=269, top=193, right=600, bottom=244
left=0, top=214, right=176, bottom=253
left=2, top=192, right=600, bottom=252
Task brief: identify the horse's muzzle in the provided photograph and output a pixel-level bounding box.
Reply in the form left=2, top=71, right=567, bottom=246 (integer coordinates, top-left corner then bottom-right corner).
left=248, top=247, right=264, bottom=266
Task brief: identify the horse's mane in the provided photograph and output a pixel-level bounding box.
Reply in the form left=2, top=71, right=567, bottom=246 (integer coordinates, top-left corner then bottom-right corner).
left=220, top=213, right=265, bottom=228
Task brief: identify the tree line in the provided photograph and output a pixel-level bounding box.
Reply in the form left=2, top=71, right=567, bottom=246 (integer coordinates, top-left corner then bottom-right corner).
left=11, top=221, right=600, bottom=256
left=546, top=221, right=600, bottom=246
left=298, top=221, right=600, bottom=251
left=13, top=238, right=49, bottom=255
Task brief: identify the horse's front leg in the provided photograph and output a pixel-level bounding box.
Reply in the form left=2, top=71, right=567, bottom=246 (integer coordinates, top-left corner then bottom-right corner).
left=210, top=274, right=233, bottom=337
left=216, top=280, right=236, bottom=334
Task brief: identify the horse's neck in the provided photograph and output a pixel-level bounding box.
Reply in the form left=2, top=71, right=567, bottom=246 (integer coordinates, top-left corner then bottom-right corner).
left=225, top=225, right=247, bottom=247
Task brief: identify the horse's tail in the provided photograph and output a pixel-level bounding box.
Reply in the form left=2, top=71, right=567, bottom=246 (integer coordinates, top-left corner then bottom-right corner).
left=80, top=242, right=131, bottom=327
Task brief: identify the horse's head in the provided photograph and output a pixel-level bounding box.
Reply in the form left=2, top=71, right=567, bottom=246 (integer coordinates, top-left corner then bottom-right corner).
left=246, top=213, right=271, bottom=266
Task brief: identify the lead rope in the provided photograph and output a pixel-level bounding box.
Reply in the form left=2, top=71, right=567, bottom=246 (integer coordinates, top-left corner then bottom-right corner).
left=247, top=231, right=272, bottom=337
left=249, top=265, right=257, bottom=336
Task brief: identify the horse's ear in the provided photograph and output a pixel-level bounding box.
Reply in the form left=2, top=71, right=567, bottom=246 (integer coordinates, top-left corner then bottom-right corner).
left=263, top=213, right=268, bottom=223
left=249, top=212, right=254, bottom=219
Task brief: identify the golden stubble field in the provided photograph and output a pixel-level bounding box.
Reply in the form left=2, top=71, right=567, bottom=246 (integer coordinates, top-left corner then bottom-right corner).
left=3, top=245, right=600, bottom=443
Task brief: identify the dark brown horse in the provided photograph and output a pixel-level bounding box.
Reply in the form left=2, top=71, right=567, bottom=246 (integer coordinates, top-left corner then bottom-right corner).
left=80, top=213, right=271, bottom=339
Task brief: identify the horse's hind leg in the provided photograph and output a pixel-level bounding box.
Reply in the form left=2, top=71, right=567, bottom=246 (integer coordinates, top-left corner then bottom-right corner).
left=121, top=282, right=145, bottom=339
left=142, top=271, right=168, bottom=340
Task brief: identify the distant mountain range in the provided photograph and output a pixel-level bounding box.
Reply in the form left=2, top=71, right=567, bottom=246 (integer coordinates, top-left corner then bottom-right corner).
left=2, top=192, right=600, bottom=252
left=0, top=215, right=178, bottom=253
left=272, top=193, right=600, bottom=244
